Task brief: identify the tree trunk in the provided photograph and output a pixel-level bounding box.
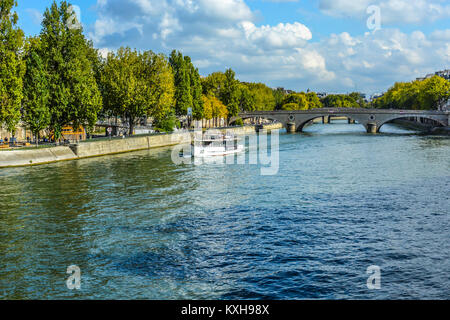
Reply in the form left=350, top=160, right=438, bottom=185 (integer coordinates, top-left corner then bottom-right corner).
left=129, top=115, right=135, bottom=135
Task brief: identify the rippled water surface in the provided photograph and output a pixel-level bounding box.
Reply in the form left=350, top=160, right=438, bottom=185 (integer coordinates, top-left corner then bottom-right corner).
left=1, top=122, right=449, bottom=299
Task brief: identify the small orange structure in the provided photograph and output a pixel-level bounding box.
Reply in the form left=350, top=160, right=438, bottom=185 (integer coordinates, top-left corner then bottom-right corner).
left=52, top=126, right=87, bottom=142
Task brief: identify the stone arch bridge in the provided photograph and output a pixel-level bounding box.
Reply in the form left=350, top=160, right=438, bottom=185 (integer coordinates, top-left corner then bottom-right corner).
left=230, top=108, right=449, bottom=133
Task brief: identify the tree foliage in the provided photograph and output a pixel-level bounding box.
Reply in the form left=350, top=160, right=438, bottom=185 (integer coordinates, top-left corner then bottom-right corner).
left=306, top=92, right=323, bottom=109
left=169, top=50, right=191, bottom=116
left=273, top=88, right=287, bottom=110
left=201, top=72, right=226, bottom=97
left=282, top=93, right=309, bottom=110
left=202, top=95, right=228, bottom=120
left=0, top=0, right=24, bottom=134
left=243, top=82, right=276, bottom=111
left=322, top=94, right=360, bottom=108
left=169, top=50, right=203, bottom=119
left=237, top=84, right=256, bottom=112
left=101, top=48, right=175, bottom=134
left=201, top=69, right=240, bottom=118
left=372, top=76, right=450, bottom=110
left=22, top=37, right=50, bottom=140
left=40, top=1, right=102, bottom=138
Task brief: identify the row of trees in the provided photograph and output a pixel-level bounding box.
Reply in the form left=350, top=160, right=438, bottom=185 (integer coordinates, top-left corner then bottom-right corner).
left=101, top=48, right=175, bottom=134
left=2, top=1, right=281, bottom=138
left=280, top=92, right=323, bottom=110
left=7, top=1, right=102, bottom=141
left=322, top=93, right=367, bottom=109
left=372, top=76, right=450, bottom=110
left=4, top=1, right=447, bottom=141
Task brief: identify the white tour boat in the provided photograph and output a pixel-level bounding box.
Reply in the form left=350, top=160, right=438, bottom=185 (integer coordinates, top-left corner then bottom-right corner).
left=191, top=132, right=244, bottom=157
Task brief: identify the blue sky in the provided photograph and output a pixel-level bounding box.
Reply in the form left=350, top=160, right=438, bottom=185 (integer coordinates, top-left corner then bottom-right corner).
left=16, top=0, right=450, bottom=94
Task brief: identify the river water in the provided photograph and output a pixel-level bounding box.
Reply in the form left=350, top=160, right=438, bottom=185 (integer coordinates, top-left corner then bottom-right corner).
left=0, top=121, right=449, bottom=299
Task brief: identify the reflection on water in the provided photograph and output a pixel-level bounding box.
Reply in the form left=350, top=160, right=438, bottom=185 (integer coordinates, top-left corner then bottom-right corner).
left=0, top=122, right=449, bottom=299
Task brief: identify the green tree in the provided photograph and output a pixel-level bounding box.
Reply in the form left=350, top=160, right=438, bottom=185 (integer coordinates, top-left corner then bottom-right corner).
left=220, top=68, right=240, bottom=119
left=282, top=93, right=309, bottom=110
left=102, top=48, right=145, bottom=134
left=169, top=51, right=204, bottom=119
left=201, top=72, right=226, bottom=97
left=273, top=88, right=287, bottom=110
left=145, top=51, right=176, bottom=130
left=202, top=95, right=228, bottom=123
left=322, top=94, right=358, bottom=108
left=186, top=57, right=204, bottom=120
left=349, top=92, right=366, bottom=108
left=169, top=50, right=191, bottom=116
left=102, top=48, right=175, bottom=134
left=22, top=37, right=50, bottom=145
left=0, top=0, right=25, bottom=135
left=40, top=1, right=102, bottom=139
left=238, top=84, right=256, bottom=112
left=306, top=92, right=323, bottom=109
left=418, top=76, right=450, bottom=110
left=244, top=82, right=276, bottom=111
left=372, top=76, right=450, bottom=111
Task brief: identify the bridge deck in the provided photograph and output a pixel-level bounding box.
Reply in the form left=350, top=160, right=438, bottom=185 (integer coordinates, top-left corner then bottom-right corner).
left=240, top=108, right=448, bottom=116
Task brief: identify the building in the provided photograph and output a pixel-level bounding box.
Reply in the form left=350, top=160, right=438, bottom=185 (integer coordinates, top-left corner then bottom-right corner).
left=276, top=87, right=295, bottom=95
left=417, top=69, right=450, bottom=81
left=435, top=69, right=450, bottom=80
left=0, top=122, right=37, bottom=141
left=317, top=92, right=328, bottom=99
left=441, top=98, right=450, bottom=111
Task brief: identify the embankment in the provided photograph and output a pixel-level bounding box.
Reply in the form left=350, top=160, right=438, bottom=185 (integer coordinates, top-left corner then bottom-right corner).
left=259, top=123, right=283, bottom=131
left=70, top=132, right=191, bottom=158
left=0, top=146, right=78, bottom=167
left=0, top=126, right=266, bottom=168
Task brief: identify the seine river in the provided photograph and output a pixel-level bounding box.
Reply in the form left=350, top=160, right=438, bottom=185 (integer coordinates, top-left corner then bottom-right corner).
left=1, top=121, right=449, bottom=299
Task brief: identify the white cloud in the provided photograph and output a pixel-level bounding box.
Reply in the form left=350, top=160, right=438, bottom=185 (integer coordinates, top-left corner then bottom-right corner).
left=88, top=0, right=450, bottom=94
left=98, top=48, right=111, bottom=59
left=241, top=22, right=312, bottom=49
left=310, top=28, right=450, bottom=93
left=319, top=0, right=450, bottom=25
left=25, top=8, right=43, bottom=25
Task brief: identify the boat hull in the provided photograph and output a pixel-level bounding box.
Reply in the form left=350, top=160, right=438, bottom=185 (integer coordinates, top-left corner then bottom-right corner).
left=193, top=145, right=245, bottom=157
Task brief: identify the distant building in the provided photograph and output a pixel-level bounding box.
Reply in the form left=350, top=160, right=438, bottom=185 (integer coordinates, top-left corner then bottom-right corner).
left=317, top=92, right=328, bottom=99
left=276, top=87, right=295, bottom=95
left=441, top=98, right=450, bottom=111
left=435, top=69, right=450, bottom=80
left=369, top=93, right=384, bottom=102
left=417, top=69, right=450, bottom=81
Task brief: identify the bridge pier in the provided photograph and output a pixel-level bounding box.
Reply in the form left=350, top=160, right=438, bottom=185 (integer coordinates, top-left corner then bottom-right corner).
left=366, top=123, right=378, bottom=134
left=348, top=119, right=356, bottom=124
left=286, top=122, right=296, bottom=133
left=322, top=116, right=329, bottom=124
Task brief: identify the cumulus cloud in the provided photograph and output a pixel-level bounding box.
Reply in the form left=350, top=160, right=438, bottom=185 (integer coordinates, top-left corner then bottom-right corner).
left=310, top=29, right=450, bottom=93
left=87, top=0, right=450, bottom=93
left=89, top=0, right=333, bottom=87
left=241, top=22, right=312, bottom=49
left=319, top=0, right=450, bottom=25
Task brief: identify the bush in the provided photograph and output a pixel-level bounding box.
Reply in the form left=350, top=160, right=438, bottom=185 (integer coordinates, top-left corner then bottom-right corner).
left=234, top=117, right=244, bottom=126
left=154, top=115, right=177, bottom=132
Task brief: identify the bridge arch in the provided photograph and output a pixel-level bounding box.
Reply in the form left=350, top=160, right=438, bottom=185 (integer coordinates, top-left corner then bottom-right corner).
left=377, top=115, right=446, bottom=132
left=229, top=114, right=284, bottom=126
left=296, top=114, right=363, bottom=132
